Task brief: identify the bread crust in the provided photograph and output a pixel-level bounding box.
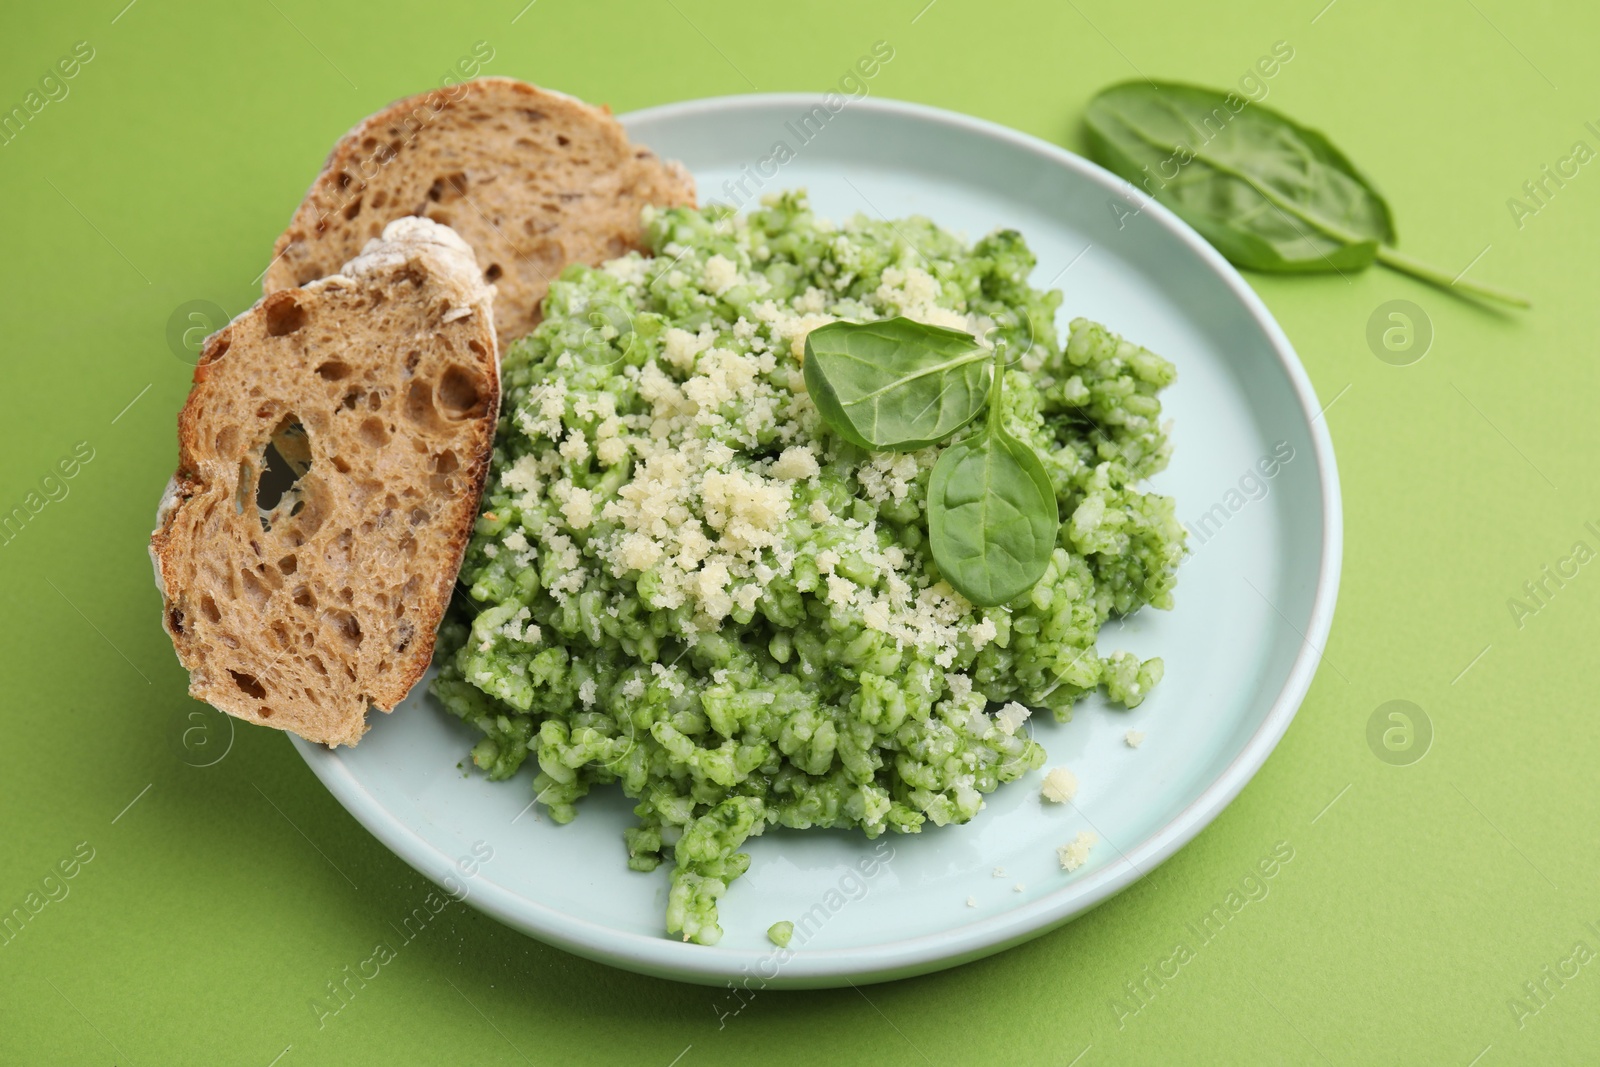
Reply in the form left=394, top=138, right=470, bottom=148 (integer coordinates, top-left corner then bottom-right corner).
left=153, top=218, right=499, bottom=747
left=263, top=76, right=695, bottom=347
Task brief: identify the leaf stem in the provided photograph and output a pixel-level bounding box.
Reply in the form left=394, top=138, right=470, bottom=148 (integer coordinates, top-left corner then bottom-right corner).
left=1372, top=247, right=1531, bottom=309
left=987, top=341, right=1006, bottom=432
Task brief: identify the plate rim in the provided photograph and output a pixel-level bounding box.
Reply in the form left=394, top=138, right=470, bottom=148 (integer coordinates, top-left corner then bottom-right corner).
left=292, top=91, right=1344, bottom=988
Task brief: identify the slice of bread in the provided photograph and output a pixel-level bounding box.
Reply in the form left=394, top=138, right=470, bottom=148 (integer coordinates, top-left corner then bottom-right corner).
left=263, top=76, right=696, bottom=348
left=151, top=217, right=499, bottom=747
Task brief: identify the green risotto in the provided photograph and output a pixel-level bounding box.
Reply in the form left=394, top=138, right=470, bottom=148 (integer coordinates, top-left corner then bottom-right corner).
left=431, top=192, right=1183, bottom=944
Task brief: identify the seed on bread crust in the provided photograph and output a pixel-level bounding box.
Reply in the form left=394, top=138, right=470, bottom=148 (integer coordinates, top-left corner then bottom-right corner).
left=151, top=218, right=498, bottom=747
left=263, top=76, right=696, bottom=348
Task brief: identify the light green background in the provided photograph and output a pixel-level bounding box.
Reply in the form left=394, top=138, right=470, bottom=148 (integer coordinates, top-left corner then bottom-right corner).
left=2, top=0, right=1596, bottom=1063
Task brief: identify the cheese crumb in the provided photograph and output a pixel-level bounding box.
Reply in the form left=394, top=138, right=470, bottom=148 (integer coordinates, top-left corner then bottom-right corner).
left=578, top=678, right=597, bottom=707
left=966, top=896, right=977, bottom=908
left=560, top=487, right=595, bottom=530
left=618, top=533, right=663, bottom=572
left=969, top=617, right=998, bottom=650
left=1125, top=729, right=1145, bottom=748
left=559, top=430, right=590, bottom=464
left=771, top=445, right=820, bottom=481
left=1057, top=831, right=1097, bottom=872
left=991, top=867, right=1006, bottom=878
left=995, top=701, right=1031, bottom=736
left=703, top=253, right=739, bottom=295
left=1040, top=766, right=1078, bottom=804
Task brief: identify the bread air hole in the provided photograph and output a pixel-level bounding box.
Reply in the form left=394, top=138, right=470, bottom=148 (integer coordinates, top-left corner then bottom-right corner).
left=204, top=332, right=231, bottom=365
left=427, top=172, right=468, bottom=203
left=316, top=360, right=352, bottom=381
left=229, top=670, right=267, bottom=700
left=437, top=365, right=486, bottom=418
left=484, top=264, right=502, bottom=282
left=239, top=569, right=269, bottom=609
left=359, top=417, right=389, bottom=447
left=327, top=609, right=362, bottom=649
left=264, top=292, right=308, bottom=337
left=256, top=417, right=311, bottom=533
left=405, top=379, right=440, bottom=427
left=343, top=197, right=362, bottom=220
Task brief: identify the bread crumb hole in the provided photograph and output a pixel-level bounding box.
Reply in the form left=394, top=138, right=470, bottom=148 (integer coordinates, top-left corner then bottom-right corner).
left=277, top=554, right=298, bottom=575
left=316, top=361, right=352, bottom=381
left=168, top=608, right=185, bottom=636
left=556, top=134, right=570, bottom=147
left=293, top=587, right=316, bottom=609
left=343, top=197, right=362, bottom=220
left=427, top=172, right=468, bottom=202
left=203, top=333, right=231, bottom=365
left=258, top=706, right=272, bottom=719
left=239, top=569, right=269, bottom=608
left=437, top=366, right=486, bottom=418
left=200, top=595, right=221, bottom=623
left=331, top=455, right=351, bottom=474
left=257, top=418, right=311, bottom=531
left=484, top=264, right=502, bottom=282
left=359, top=418, right=389, bottom=447
left=229, top=670, right=267, bottom=700
left=235, top=459, right=254, bottom=516
left=264, top=292, right=308, bottom=337
left=434, top=451, right=458, bottom=474
left=405, top=380, right=439, bottom=426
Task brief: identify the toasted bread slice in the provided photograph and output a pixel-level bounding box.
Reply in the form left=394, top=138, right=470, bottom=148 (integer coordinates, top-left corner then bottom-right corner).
left=263, top=76, right=696, bottom=348
left=152, top=218, right=498, bottom=747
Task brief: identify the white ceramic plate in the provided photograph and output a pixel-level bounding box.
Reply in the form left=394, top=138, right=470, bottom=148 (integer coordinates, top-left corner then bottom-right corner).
left=292, top=94, right=1341, bottom=989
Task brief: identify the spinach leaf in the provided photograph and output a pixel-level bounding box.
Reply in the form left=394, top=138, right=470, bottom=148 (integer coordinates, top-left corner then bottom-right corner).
left=803, top=317, right=992, bottom=451
left=928, top=348, right=1060, bottom=607
left=1085, top=81, right=1528, bottom=307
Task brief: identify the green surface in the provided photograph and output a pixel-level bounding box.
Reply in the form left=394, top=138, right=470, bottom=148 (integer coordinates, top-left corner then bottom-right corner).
left=1, top=0, right=1595, bottom=1063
